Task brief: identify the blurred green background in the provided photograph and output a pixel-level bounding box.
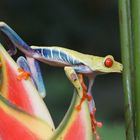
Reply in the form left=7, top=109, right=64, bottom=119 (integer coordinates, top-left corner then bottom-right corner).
left=0, top=0, right=125, bottom=139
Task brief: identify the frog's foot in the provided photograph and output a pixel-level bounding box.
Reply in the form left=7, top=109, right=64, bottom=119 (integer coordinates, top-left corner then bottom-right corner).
left=17, top=67, right=30, bottom=80
left=17, top=56, right=46, bottom=98
left=76, top=74, right=92, bottom=111
left=90, top=107, right=103, bottom=140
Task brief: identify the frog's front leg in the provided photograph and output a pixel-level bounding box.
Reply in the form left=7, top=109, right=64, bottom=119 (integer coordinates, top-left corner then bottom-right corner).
left=64, top=66, right=83, bottom=98
left=17, top=56, right=46, bottom=98
left=65, top=66, right=102, bottom=139
left=64, top=66, right=92, bottom=110
left=69, top=64, right=96, bottom=111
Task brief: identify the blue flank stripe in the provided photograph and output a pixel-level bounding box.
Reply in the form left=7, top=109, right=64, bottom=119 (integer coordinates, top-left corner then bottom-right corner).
left=52, top=49, right=59, bottom=59
left=60, top=51, right=81, bottom=65
left=35, top=49, right=42, bottom=54
left=60, top=51, right=69, bottom=62
left=42, top=48, right=52, bottom=58
left=36, top=48, right=81, bottom=65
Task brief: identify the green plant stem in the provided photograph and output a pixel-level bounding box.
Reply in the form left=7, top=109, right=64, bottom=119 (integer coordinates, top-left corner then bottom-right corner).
left=131, top=0, right=140, bottom=139
left=118, top=0, right=135, bottom=140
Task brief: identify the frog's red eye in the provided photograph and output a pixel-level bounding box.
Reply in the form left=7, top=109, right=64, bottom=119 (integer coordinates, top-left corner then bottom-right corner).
left=104, top=58, right=113, bottom=68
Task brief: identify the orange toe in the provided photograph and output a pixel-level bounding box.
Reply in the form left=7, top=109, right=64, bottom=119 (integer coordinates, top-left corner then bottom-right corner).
left=17, top=68, right=30, bottom=80
left=76, top=74, right=90, bottom=111
left=90, top=108, right=102, bottom=140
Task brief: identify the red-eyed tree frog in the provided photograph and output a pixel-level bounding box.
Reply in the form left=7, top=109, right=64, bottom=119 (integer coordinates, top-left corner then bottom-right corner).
left=0, top=22, right=123, bottom=139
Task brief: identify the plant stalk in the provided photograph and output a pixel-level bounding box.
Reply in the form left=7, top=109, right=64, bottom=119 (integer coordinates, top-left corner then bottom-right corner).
left=131, top=0, right=140, bottom=139
left=118, top=0, right=135, bottom=139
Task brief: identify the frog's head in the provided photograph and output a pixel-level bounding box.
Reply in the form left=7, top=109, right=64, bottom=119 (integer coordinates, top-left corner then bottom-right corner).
left=91, top=55, right=123, bottom=73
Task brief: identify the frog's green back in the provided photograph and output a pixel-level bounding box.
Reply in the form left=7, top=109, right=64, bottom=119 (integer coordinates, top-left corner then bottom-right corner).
left=48, top=46, right=104, bottom=71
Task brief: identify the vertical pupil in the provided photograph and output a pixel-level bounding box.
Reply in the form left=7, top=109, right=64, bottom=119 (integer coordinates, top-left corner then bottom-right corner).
left=104, top=58, right=113, bottom=67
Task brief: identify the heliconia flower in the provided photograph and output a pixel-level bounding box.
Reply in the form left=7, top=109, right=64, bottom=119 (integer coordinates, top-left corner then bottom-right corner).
left=0, top=44, right=55, bottom=129
left=0, top=43, right=96, bottom=140
left=0, top=95, right=54, bottom=140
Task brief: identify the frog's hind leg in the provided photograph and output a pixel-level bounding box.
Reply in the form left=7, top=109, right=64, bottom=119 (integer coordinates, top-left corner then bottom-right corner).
left=0, top=22, right=17, bottom=55
left=0, top=22, right=34, bottom=56
left=17, top=56, right=46, bottom=98
left=87, top=74, right=103, bottom=139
